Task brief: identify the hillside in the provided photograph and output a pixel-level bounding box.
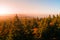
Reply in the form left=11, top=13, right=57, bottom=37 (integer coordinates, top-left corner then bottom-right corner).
left=0, top=14, right=60, bottom=40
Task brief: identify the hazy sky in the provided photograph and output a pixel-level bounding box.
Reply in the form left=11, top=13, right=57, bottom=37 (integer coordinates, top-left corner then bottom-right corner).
left=0, top=0, right=60, bottom=15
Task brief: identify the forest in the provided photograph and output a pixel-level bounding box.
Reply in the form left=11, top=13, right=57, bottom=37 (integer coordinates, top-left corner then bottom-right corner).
left=0, top=14, right=60, bottom=40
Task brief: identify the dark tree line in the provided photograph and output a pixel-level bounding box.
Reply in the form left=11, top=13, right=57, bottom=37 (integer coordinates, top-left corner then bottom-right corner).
left=0, top=14, right=60, bottom=40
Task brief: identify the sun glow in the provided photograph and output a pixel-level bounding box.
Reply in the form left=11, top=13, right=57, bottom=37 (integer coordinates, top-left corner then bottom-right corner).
left=0, top=6, right=10, bottom=16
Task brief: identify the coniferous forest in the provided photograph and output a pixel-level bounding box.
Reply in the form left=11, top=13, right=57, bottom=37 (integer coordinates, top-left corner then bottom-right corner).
left=0, top=14, right=60, bottom=40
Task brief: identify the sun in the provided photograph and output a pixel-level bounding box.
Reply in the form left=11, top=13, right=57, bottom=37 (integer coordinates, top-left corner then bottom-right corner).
left=0, top=6, right=9, bottom=16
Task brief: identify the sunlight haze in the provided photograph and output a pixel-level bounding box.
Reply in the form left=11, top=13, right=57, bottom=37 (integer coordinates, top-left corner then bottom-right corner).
left=0, top=0, right=60, bottom=16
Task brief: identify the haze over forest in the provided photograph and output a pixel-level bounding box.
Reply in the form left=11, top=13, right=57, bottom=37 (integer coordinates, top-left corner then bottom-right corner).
left=0, top=0, right=60, bottom=40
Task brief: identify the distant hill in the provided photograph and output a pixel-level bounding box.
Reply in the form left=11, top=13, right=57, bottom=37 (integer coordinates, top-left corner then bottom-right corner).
left=0, top=13, right=53, bottom=21
left=0, top=13, right=33, bottom=21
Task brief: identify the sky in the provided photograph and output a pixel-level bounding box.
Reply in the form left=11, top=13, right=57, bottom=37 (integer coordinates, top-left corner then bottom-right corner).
left=0, top=0, right=60, bottom=16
